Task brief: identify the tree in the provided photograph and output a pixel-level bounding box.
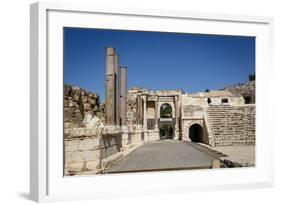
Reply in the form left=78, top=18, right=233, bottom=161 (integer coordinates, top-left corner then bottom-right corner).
left=249, top=74, right=255, bottom=81
left=205, top=89, right=210, bottom=92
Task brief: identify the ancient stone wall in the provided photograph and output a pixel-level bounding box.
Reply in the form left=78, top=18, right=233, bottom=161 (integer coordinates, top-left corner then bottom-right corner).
left=64, top=84, right=105, bottom=129
left=64, top=128, right=102, bottom=175
left=64, top=84, right=113, bottom=175
left=207, top=105, right=255, bottom=146
left=64, top=126, right=122, bottom=175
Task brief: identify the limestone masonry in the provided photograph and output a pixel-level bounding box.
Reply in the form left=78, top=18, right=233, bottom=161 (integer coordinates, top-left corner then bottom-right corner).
left=64, top=47, right=256, bottom=175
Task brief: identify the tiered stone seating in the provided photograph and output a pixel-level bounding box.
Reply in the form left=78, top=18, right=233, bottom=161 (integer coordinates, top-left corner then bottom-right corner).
left=207, top=105, right=255, bottom=146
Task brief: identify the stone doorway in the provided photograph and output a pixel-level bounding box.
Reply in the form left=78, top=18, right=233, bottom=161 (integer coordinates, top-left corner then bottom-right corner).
left=159, top=103, right=174, bottom=139
left=159, top=123, right=174, bottom=139
left=189, top=124, right=203, bottom=143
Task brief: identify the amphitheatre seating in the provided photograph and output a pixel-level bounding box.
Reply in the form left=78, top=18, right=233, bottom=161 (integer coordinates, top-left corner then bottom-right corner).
left=207, top=105, right=255, bottom=146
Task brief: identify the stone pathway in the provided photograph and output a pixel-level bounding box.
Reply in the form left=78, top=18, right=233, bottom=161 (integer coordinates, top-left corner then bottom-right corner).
left=104, top=141, right=221, bottom=173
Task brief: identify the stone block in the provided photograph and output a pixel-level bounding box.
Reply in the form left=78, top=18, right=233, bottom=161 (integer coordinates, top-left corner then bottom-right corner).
left=84, top=103, right=91, bottom=111
left=64, top=100, right=69, bottom=107
left=82, top=96, right=88, bottom=103
left=80, top=150, right=101, bottom=161
left=71, top=151, right=84, bottom=162
left=65, top=140, right=79, bottom=152
left=64, top=151, right=73, bottom=163
left=78, top=138, right=100, bottom=150
left=74, top=93, right=80, bottom=101
left=65, top=162, right=84, bottom=172
left=64, top=122, right=70, bottom=129
left=86, top=160, right=100, bottom=170
left=89, top=98, right=96, bottom=105
left=68, top=100, right=74, bottom=107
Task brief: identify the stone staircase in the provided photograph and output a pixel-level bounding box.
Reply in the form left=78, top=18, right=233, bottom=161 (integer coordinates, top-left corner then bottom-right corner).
left=207, top=105, right=255, bottom=146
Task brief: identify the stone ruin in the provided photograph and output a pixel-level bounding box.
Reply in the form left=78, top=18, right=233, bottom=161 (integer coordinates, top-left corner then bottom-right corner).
left=64, top=47, right=256, bottom=175
left=64, top=84, right=105, bottom=128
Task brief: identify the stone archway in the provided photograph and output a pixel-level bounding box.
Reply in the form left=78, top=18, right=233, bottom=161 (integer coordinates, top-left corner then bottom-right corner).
left=159, top=103, right=174, bottom=139
left=160, top=103, right=173, bottom=118
left=189, top=124, right=203, bottom=143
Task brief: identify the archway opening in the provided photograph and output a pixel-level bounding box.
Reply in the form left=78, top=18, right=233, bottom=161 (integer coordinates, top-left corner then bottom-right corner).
left=160, top=124, right=174, bottom=139
left=160, top=103, right=172, bottom=118
left=189, top=124, right=203, bottom=143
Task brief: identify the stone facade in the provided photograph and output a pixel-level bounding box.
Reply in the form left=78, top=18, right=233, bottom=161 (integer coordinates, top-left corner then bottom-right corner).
left=64, top=47, right=256, bottom=175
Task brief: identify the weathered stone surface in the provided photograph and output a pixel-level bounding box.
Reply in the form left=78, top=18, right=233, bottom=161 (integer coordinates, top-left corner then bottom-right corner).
left=86, top=160, right=100, bottom=170
left=120, top=67, right=127, bottom=126
left=65, top=140, right=79, bottom=152
left=105, top=47, right=116, bottom=125
left=83, top=103, right=91, bottom=111
left=78, top=138, right=100, bottom=150
left=207, top=105, right=255, bottom=146
left=81, top=150, right=101, bottom=161
left=65, top=162, right=85, bottom=172
left=63, top=84, right=105, bottom=128
left=65, top=128, right=101, bottom=138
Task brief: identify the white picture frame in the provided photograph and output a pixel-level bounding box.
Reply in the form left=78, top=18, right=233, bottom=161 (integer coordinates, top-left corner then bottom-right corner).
left=30, top=2, right=274, bottom=202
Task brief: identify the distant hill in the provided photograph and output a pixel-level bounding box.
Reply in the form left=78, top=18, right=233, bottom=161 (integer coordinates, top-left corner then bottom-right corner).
left=224, top=81, right=255, bottom=104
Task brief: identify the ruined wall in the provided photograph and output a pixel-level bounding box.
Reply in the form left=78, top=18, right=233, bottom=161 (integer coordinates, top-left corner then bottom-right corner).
left=224, top=81, right=255, bottom=104
left=207, top=105, right=255, bottom=146
left=64, top=85, right=116, bottom=175
left=64, top=128, right=102, bottom=175
left=64, top=126, right=122, bottom=175
left=64, top=84, right=105, bottom=129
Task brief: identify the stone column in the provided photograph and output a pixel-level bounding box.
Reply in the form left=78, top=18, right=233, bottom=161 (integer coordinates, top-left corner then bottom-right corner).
left=105, top=47, right=116, bottom=126
left=154, top=99, right=158, bottom=129
left=137, top=96, right=143, bottom=125
left=142, top=96, right=148, bottom=141
left=142, top=96, right=147, bottom=129
left=174, top=96, right=179, bottom=140
left=120, top=66, right=129, bottom=147
left=120, top=67, right=127, bottom=126
left=114, top=54, right=120, bottom=126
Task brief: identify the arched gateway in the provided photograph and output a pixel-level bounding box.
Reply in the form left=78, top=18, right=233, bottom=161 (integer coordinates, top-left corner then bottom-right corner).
left=189, top=124, right=203, bottom=143
left=159, top=103, right=174, bottom=139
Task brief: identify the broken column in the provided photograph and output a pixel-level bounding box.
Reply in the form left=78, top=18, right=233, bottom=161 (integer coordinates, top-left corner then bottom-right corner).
left=120, top=66, right=128, bottom=145
left=105, top=47, right=116, bottom=126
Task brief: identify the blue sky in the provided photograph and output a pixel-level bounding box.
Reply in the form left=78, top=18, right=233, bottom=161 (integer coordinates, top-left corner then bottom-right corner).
left=64, top=27, right=255, bottom=102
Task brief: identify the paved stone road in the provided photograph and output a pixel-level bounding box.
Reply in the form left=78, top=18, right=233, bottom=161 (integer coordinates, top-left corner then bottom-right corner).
left=105, top=141, right=220, bottom=173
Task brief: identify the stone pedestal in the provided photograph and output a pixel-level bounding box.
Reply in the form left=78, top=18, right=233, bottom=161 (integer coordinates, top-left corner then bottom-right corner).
left=147, top=129, right=160, bottom=141
left=132, top=125, right=143, bottom=144
left=121, top=126, right=129, bottom=147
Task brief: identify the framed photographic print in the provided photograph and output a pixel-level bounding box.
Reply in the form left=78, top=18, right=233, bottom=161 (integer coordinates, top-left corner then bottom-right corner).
left=30, top=2, right=274, bottom=202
